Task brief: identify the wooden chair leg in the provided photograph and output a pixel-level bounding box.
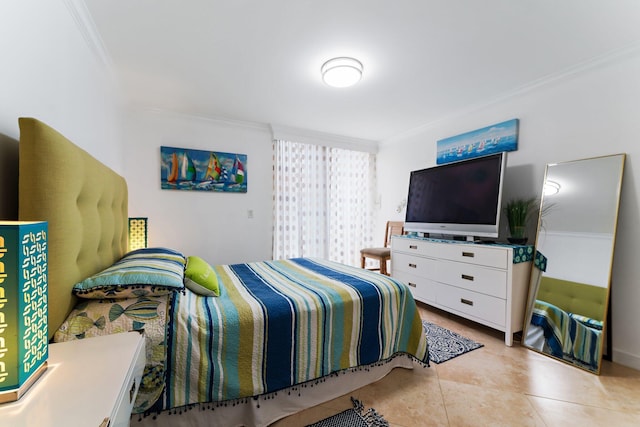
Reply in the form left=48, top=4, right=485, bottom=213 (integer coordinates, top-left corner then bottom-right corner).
left=380, top=258, right=388, bottom=276
left=361, top=255, right=366, bottom=269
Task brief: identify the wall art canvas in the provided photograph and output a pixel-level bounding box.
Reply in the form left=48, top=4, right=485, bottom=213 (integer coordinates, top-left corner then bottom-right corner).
left=436, top=118, right=519, bottom=164
left=161, top=146, right=247, bottom=193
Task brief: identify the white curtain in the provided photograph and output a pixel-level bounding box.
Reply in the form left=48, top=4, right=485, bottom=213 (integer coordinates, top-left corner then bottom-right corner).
left=273, top=139, right=376, bottom=266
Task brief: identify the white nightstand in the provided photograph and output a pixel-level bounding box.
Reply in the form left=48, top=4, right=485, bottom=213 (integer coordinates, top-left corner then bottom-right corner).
left=0, top=331, right=146, bottom=427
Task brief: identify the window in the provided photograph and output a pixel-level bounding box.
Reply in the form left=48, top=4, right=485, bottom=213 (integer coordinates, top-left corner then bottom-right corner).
left=273, top=139, right=376, bottom=266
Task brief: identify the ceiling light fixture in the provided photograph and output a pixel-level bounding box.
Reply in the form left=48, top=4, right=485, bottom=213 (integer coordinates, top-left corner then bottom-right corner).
left=543, top=180, right=561, bottom=196
left=321, top=57, right=363, bottom=88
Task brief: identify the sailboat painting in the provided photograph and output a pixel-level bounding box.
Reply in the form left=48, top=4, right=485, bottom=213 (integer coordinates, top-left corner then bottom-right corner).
left=160, top=146, right=247, bottom=193
left=436, top=118, right=519, bottom=164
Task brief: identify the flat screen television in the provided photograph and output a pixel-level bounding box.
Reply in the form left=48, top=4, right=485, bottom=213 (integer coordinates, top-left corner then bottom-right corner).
left=404, top=152, right=507, bottom=240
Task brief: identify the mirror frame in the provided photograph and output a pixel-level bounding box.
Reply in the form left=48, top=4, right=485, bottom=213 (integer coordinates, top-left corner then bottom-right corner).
left=522, top=153, right=626, bottom=374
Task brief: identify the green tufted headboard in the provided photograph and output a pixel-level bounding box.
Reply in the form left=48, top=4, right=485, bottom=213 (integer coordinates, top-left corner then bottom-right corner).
left=536, top=276, right=608, bottom=322
left=18, top=118, right=128, bottom=339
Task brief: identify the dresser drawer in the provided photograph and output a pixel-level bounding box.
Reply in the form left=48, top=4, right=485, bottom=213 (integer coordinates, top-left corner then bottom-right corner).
left=393, top=270, right=436, bottom=304
left=436, top=260, right=508, bottom=298
left=392, top=252, right=437, bottom=276
left=436, top=244, right=509, bottom=269
left=435, top=284, right=506, bottom=327
left=391, top=236, right=435, bottom=257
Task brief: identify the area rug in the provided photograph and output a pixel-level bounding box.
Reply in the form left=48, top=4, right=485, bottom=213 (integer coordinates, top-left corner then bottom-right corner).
left=422, top=320, right=484, bottom=364
left=305, top=397, right=389, bottom=427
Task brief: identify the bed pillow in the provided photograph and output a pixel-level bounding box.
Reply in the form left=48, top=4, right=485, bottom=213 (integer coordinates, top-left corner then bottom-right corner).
left=53, top=296, right=169, bottom=413
left=73, top=247, right=186, bottom=299
left=184, top=255, right=220, bottom=296
left=570, top=313, right=603, bottom=331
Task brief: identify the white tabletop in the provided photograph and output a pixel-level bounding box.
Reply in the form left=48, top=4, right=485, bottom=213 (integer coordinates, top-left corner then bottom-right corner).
left=0, top=332, right=144, bottom=427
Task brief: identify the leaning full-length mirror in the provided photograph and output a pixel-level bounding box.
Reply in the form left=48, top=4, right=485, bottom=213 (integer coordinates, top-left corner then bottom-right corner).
left=523, top=154, right=625, bottom=374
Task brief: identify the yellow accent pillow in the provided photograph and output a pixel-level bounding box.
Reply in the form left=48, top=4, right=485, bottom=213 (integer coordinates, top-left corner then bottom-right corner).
left=184, top=256, right=220, bottom=296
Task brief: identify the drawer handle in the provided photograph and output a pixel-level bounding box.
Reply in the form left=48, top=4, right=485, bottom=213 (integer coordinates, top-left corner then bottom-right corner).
left=130, top=379, right=137, bottom=403
left=409, top=245, right=418, bottom=250
left=461, top=298, right=474, bottom=306
left=408, top=282, right=417, bottom=288
left=408, top=263, right=417, bottom=268
left=461, top=274, right=474, bottom=281
left=462, top=251, right=475, bottom=258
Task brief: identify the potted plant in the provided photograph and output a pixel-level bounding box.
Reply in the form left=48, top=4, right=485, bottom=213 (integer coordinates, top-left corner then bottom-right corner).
left=504, top=197, right=537, bottom=244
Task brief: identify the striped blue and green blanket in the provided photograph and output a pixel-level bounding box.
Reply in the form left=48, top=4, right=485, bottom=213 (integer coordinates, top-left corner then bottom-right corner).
left=159, top=258, right=429, bottom=410
left=531, top=299, right=602, bottom=370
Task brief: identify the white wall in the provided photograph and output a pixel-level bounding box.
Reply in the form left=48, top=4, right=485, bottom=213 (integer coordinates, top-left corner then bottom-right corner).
left=377, top=51, right=640, bottom=369
left=539, top=232, right=614, bottom=287
left=123, top=110, right=273, bottom=265
left=0, top=0, right=124, bottom=175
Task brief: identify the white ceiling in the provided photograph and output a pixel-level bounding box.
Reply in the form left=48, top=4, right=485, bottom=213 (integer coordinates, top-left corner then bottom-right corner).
left=82, top=0, right=640, bottom=143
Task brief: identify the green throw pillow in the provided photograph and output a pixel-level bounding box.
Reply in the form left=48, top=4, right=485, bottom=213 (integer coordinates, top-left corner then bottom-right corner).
left=184, top=256, right=220, bottom=296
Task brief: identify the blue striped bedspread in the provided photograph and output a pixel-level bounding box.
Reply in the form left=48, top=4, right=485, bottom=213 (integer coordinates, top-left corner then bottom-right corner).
left=159, top=258, right=429, bottom=410
left=531, top=299, right=602, bottom=370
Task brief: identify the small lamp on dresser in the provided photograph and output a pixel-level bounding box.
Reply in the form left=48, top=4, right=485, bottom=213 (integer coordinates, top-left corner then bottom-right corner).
left=0, top=221, right=48, bottom=403
left=128, top=217, right=148, bottom=251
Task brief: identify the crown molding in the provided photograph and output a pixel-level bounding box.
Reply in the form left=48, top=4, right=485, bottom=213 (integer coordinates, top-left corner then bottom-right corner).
left=131, top=109, right=379, bottom=152
left=136, top=107, right=271, bottom=132
left=381, top=41, right=640, bottom=146
left=134, top=109, right=379, bottom=153
left=270, top=124, right=379, bottom=153
left=62, top=0, right=115, bottom=75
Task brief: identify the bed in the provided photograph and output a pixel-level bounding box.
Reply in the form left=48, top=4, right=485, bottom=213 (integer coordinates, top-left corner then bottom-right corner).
left=17, top=118, right=429, bottom=427
left=524, top=276, right=606, bottom=371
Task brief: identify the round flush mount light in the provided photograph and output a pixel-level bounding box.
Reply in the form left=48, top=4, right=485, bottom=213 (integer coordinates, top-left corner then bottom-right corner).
left=321, top=57, right=363, bottom=88
left=543, top=180, right=561, bottom=196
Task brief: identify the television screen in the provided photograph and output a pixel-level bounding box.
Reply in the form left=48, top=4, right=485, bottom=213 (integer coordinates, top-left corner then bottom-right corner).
left=404, top=152, right=507, bottom=239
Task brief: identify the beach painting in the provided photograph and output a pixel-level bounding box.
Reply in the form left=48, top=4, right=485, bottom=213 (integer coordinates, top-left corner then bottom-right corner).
left=160, top=146, right=247, bottom=193
left=436, top=119, right=519, bottom=164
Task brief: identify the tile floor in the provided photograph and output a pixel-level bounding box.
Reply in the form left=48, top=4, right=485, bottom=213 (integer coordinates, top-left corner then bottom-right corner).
left=272, top=303, right=640, bottom=426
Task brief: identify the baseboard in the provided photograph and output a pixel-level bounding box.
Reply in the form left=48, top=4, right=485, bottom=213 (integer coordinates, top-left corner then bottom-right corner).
left=612, top=348, right=640, bottom=371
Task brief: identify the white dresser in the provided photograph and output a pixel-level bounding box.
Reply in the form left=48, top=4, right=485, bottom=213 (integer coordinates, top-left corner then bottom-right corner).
left=391, top=235, right=532, bottom=346
left=0, top=331, right=146, bottom=427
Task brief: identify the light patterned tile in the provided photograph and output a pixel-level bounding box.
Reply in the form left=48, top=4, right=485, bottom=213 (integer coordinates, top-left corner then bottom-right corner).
left=527, top=395, right=640, bottom=427
left=439, top=379, right=546, bottom=427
